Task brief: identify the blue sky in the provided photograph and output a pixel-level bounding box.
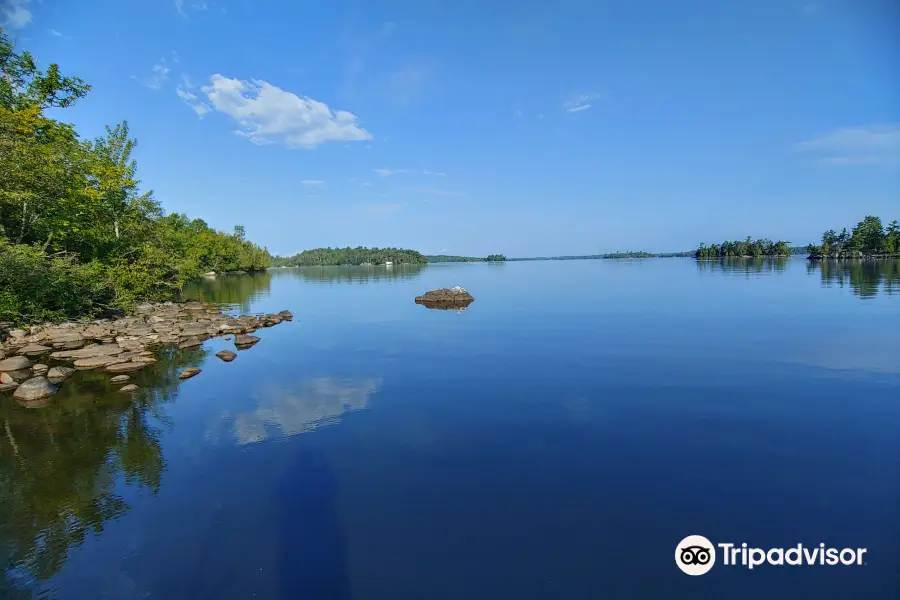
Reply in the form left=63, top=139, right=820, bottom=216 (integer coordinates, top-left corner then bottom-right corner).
left=3, top=0, right=898, bottom=256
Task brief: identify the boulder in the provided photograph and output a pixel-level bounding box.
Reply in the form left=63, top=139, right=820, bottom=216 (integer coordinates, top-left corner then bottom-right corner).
left=45, top=331, right=84, bottom=344
left=119, top=384, right=139, bottom=393
left=0, top=356, right=31, bottom=372
left=178, top=337, right=204, bottom=349
left=47, top=366, right=75, bottom=382
left=216, top=350, right=237, bottom=362
left=17, top=344, right=52, bottom=357
left=12, top=377, right=57, bottom=401
left=0, top=381, right=17, bottom=392
left=75, top=355, right=127, bottom=369
left=105, top=361, right=148, bottom=373
left=179, top=367, right=201, bottom=379
left=6, top=369, right=32, bottom=381
left=52, top=344, right=124, bottom=360
left=414, top=286, right=475, bottom=308
left=278, top=310, right=294, bottom=320
left=234, top=334, right=260, bottom=348
left=110, top=375, right=131, bottom=383
left=0, top=372, right=13, bottom=384
left=31, top=363, right=48, bottom=374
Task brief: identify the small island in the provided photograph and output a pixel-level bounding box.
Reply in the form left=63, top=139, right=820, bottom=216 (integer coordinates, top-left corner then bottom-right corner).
left=806, top=216, right=899, bottom=259
left=694, top=238, right=793, bottom=259
left=271, top=247, right=428, bottom=267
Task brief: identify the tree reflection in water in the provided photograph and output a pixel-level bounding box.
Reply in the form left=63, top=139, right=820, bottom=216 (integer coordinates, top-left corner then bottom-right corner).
left=808, top=259, right=899, bottom=299
left=0, top=347, right=207, bottom=591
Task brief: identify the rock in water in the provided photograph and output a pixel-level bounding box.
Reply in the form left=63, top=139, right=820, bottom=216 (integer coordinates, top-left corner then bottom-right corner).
left=234, top=335, right=260, bottom=348
left=179, top=367, right=201, bottom=379
left=0, top=372, right=13, bottom=384
left=0, top=356, right=31, bottom=372
left=110, top=375, right=131, bottom=383
left=278, top=310, right=293, bottom=320
left=216, top=350, right=237, bottom=362
left=12, top=377, right=57, bottom=401
left=31, top=363, right=49, bottom=374
left=414, top=286, right=475, bottom=308
left=47, top=366, right=75, bottom=382
left=105, top=362, right=148, bottom=373
left=119, top=384, right=139, bottom=393
left=17, top=344, right=52, bottom=357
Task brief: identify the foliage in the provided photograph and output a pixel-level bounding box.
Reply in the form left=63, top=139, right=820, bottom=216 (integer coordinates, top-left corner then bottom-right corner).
left=484, top=254, right=507, bottom=261
left=695, top=237, right=792, bottom=259
left=0, top=30, right=270, bottom=325
left=807, top=216, right=899, bottom=258
left=272, top=246, right=427, bottom=267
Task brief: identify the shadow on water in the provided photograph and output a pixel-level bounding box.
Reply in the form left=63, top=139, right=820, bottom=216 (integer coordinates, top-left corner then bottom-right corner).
left=277, top=447, right=350, bottom=600
left=182, top=271, right=273, bottom=312
left=808, top=259, right=900, bottom=299
left=271, top=264, right=426, bottom=284
left=0, top=347, right=207, bottom=594
left=695, top=257, right=789, bottom=276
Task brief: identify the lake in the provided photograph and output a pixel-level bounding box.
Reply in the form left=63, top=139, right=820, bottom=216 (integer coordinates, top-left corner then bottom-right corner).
left=2, top=258, right=899, bottom=599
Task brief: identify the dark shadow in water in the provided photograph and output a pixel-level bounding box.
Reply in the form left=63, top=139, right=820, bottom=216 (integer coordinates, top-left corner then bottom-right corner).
left=182, top=271, right=272, bottom=313
left=808, top=259, right=899, bottom=299
left=272, top=264, right=425, bottom=284
left=277, top=447, right=350, bottom=600
left=695, top=257, right=789, bottom=276
left=0, top=347, right=207, bottom=594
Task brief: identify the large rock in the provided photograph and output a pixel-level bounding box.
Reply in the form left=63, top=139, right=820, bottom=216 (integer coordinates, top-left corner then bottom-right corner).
left=105, top=361, right=148, bottom=373
left=414, top=286, right=475, bottom=308
left=17, top=344, right=52, bottom=356
left=0, top=356, right=31, bottom=372
left=278, top=310, right=293, bottom=320
left=74, top=355, right=126, bottom=369
left=179, top=367, right=201, bottom=379
left=31, top=363, right=48, bottom=374
left=52, top=344, right=124, bottom=360
left=47, top=366, right=75, bottom=382
left=12, top=377, right=57, bottom=401
left=119, top=384, right=140, bottom=393
left=178, top=337, right=204, bottom=349
left=216, top=350, right=237, bottom=362
left=234, top=334, right=260, bottom=348
left=0, top=372, right=13, bottom=384
left=110, top=375, right=131, bottom=383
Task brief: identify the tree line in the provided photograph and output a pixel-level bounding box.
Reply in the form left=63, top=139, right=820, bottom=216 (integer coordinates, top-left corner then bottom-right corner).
left=0, top=31, right=270, bottom=325
left=271, top=246, right=428, bottom=266
left=695, top=238, right=792, bottom=259
left=426, top=254, right=507, bottom=262
left=807, top=215, right=899, bottom=258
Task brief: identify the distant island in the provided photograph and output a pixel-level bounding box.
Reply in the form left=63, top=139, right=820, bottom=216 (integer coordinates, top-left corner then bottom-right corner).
left=507, top=251, right=694, bottom=261
left=807, top=215, right=899, bottom=259
left=426, top=254, right=507, bottom=263
left=694, top=238, right=793, bottom=259
left=271, top=247, right=428, bottom=267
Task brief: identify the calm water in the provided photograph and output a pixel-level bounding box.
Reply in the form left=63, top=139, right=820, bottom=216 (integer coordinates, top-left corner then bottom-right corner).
left=2, top=258, right=899, bottom=599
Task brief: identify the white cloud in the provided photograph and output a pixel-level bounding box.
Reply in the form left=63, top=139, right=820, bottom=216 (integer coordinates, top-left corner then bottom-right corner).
left=423, top=169, right=446, bottom=176
left=2, top=0, right=32, bottom=29
left=796, top=124, right=900, bottom=167
left=176, top=76, right=212, bottom=116
left=132, top=60, right=171, bottom=90
left=563, top=92, right=602, bottom=113
left=373, top=168, right=408, bottom=177
left=194, top=74, right=371, bottom=148
left=301, top=179, right=325, bottom=186
left=175, top=0, right=208, bottom=19
left=47, top=28, right=63, bottom=37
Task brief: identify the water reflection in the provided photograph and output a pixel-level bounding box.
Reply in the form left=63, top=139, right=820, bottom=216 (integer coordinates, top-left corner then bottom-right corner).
left=695, top=257, right=789, bottom=276
left=808, top=259, right=899, bottom=298
left=233, top=377, right=381, bottom=445
left=0, top=348, right=206, bottom=592
left=182, top=271, right=272, bottom=312
left=270, top=264, right=425, bottom=284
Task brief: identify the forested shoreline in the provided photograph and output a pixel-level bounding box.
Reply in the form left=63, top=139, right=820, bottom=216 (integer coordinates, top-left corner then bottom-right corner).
left=271, top=247, right=428, bottom=267
left=806, top=215, right=899, bottom=259
left=0, top=31, right=270, bottom=326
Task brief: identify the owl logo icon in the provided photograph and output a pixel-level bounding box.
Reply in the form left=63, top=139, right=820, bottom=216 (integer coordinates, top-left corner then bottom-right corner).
left=676, top=535, right=716, bottom=575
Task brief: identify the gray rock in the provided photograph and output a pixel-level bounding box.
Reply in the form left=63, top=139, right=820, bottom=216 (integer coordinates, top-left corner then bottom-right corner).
left=216, top=350, right=237, bottom=362
left=31, top=363, right=48, bottom=374
left=0, top=381, right=18, bottom=392
left=105, top=361, right=148, bottom=373
left=119, top=384, right=139, bottom=393
left=47, top=366, right=75, bottom=382
left=110, top=375, right=131, bottom=383
left=75, top=355, right=126, bottom=369
left=179, top=367, right=201, bottom=379
left=17, top=344, right=52, bottom=357
left=178, top=337, right=204, bottom=349
left=12, top=377, right=57, bottom=401
left=52, top=344, right=124, bottom=360
left=45, top=331, right=84, bottom=343
left=6, top=369, right=32, bottom=381
left=279, top=310, right=293, bottom=320
left=235, top=334, right=260, bottom=347
left=0, top=356, right=31, bottom=372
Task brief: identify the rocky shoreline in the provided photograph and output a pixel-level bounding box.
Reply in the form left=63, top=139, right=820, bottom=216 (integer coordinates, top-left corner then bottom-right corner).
left=0, top=302, right=292, bottom=401
left=415, top=286, right=475, bottom=309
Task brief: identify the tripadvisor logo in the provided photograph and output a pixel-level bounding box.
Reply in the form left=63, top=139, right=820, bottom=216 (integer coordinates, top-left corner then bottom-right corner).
left=675, top=535, right=867, bottom=576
